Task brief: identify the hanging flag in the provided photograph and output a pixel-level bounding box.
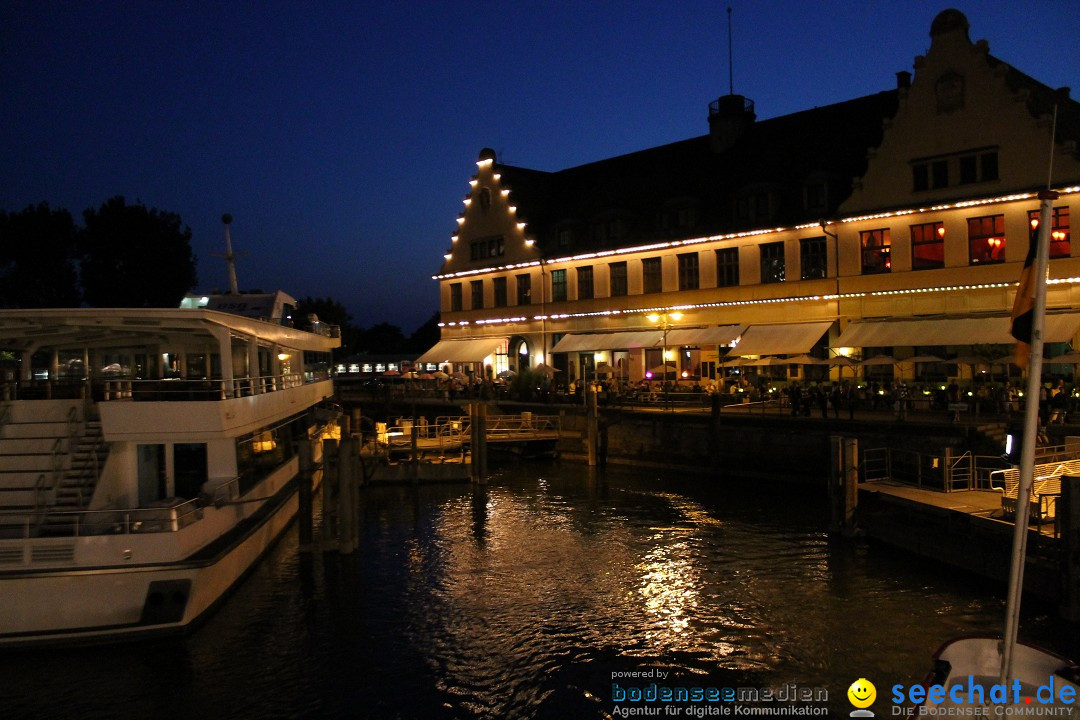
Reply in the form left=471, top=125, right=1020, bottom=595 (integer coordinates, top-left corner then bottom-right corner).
left=1010, top=220, right=1039, bottom=368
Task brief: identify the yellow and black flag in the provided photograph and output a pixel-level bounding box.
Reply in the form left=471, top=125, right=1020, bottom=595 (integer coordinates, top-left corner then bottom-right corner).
left=1010, top=219, right=1040, bottom=369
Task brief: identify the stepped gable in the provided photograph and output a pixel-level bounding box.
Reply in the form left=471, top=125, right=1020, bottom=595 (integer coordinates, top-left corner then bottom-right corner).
left=490, top=90, right=899, bottom=257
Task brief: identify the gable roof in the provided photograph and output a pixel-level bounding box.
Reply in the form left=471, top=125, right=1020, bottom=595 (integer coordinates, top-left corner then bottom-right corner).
left=491, top=90, right=899, bottom=257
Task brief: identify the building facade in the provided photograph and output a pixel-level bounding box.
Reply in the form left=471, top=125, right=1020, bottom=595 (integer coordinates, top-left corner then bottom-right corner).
left=421, top=10, right=1080, bottom=387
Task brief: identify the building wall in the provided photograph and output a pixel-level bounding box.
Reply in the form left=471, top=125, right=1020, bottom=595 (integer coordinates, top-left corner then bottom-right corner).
left=432, top=13, right=1080, bottom=383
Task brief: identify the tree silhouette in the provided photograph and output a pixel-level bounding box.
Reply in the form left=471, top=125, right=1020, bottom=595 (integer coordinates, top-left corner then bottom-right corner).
left=296, top=296, right=359, bottom=357
left=0, top=203, right=80, bottom=307
left=79, top=196, right=197, bottom=307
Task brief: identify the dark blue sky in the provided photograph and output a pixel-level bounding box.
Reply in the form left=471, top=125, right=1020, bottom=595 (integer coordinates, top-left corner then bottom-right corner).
left=2, top=1, right=1077, bottom=333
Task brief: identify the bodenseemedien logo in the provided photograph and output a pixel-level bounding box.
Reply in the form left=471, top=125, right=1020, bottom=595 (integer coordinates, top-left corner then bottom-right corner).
left=848, top=678, right=876, bottom=717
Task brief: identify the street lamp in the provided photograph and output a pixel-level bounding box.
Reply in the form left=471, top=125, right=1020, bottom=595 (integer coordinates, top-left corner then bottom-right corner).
left=647, top=311, right=683, bottom=409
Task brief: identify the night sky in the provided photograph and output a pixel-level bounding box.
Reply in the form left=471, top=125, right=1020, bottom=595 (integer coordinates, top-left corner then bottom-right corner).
left=2, top=1, right=1077, bottom=333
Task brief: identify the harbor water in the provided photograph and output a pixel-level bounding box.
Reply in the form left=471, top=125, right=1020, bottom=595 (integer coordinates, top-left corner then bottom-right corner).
left=3, top=462, right=1077, bottom=719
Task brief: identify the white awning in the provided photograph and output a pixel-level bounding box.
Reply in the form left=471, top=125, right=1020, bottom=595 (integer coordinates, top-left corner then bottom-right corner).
left=834, top=314, right=1080, bottom=348
left=551, top=331, right=662, bottom=353
left=732, top=321, right=833, bottom=356
left=665, top=325, right=745, bottom=347
left=416, top=337, right=506, bottom=363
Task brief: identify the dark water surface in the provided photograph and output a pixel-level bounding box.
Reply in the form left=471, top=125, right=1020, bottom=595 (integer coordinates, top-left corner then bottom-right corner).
left=3, top=463, right=1077, bottom=719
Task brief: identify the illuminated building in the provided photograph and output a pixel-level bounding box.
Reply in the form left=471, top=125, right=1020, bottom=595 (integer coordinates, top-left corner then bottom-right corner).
left=422, top=10, right=1080, bottom=385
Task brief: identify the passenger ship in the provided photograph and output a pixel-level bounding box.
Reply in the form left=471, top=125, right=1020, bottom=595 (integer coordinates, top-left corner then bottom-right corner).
left=0, top=290, right=339, bottom=646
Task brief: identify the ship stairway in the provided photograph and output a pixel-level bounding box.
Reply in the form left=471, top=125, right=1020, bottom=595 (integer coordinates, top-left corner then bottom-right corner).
left=0, top=402, right=107, bottom=537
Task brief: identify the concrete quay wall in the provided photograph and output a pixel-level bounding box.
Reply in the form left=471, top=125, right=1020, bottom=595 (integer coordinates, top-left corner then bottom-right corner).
left=555, top=407, right=985, bottom=485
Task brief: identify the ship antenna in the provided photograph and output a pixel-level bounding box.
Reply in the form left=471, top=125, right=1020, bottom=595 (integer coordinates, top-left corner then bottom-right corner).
left=222, top=213, right=240, bottom=294
left=727, top=7, right=734, bottom=95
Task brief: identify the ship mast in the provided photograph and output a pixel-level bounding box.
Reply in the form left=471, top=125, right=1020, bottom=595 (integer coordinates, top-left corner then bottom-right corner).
left=222, top=213, right=240, bottom=295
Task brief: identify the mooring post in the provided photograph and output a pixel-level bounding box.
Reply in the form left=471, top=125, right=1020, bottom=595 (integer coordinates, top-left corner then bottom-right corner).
left=591, top=388, right=600, bottom=468
left=410, top=416, right=419, bottom=484
left=298, top=438, right=314, bottom=553
left=476, top=402, right=488, bottom=484
left=829, top=435, right=859, bottom=536
left=337, top=436, right=355, bottom=554
left=1061, top=475, right=1080, bottom=622
left=322, top=438, right=339, bottom=551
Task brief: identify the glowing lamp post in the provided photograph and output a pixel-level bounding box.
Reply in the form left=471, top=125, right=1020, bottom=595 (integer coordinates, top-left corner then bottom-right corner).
left=647, top=311, right=683, bottom=410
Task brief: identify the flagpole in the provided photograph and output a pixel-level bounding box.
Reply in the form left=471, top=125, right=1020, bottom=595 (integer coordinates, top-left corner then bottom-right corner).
left=1000, top=104, right=1058, bottom=684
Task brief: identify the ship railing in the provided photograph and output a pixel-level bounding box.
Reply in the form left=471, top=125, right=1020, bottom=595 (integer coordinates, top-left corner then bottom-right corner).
left=0, top=498, right=206, bottom=540
left=97, top=373, right=312, bottom=401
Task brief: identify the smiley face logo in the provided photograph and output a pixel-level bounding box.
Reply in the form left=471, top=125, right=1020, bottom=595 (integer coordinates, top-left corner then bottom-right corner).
left=847, top=678, right=876, bottom=709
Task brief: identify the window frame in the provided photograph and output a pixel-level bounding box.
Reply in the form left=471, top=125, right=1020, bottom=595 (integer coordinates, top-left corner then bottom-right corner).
left=799, top=236, right=828, bottom=280
left=577, top=266, right=594, bottom=300
left=642, top=257, right=663, bottom=294
left=860, top=228, right=892, bottom=275
left=759, top=241, right=785, bottom=284
left=967, top=214, right=1006, bottom=265
left=715, top=248, right=739, bottom=288
left=609, top=261, right=628, bottom=297
left=551, top=269, right=567, bottom=302
left=910, top=221, right=945, bottom=270
left=677, top=252, right=699, bottom=291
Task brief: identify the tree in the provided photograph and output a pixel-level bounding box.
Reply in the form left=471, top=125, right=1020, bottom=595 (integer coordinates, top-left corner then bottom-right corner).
left=359, top=322, right=408, bottom=355
left=79, top=196, right=197, bottom=307
left=0, top=203, right=80, bottom=307
left=296, top=296, right=359, bottom=358
left=408, top=311, right=441, bottom=354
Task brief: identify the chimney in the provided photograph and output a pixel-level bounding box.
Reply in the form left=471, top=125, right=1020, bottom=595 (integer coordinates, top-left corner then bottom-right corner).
left=896, top=71, right=912, bottom=89
left=708, top=94, right=755, bottom=153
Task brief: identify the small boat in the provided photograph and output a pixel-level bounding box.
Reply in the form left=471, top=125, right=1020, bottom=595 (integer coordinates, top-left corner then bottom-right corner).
left=918, top=636, right=1079, bottom=714
left=0, top=289, right=340, bottom=646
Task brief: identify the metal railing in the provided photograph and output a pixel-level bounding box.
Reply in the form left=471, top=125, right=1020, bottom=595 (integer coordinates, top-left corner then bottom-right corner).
left=0, top=497, right=205, bottom=541
left=5, top=374, right=316, bottom=402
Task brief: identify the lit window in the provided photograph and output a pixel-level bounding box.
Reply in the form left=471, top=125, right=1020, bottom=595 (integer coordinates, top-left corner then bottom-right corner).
left=967, top=215, right=1005, bottom=265
left=860, top=229, right=891, bottom=274
left=1028, top=207, right=1070, bottom=259
left=911, top=222, right=945, bottom=270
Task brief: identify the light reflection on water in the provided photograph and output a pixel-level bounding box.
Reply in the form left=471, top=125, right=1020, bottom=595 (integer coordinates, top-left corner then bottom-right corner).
left=2, top=463, right=1077, bottom=720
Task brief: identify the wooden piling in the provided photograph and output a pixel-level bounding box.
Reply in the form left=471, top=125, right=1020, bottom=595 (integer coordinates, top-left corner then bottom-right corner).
left=337, top=436, right=356, bottom=554
left=470, top=402, right=488, bottom=484
left=829, top=435, right=859, bottom=536
left=322, top=438, right=339, bottom=551
left=587, top=386, right=598, bottom=467
left=298, top=438, right=314, bottom=553
left=1061, top=475, right=1080, bottom=622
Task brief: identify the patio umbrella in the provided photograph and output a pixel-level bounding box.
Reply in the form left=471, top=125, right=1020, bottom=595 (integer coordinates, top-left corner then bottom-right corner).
left=785, top=354, right=828, bottom=365
left=1048, top=350, right=1080, bottom=364
left=741, top=356, right=789, bottom=367
left=859, top=355, right=897, bottom=365
left=719, top=355, right=747, bottom=366
left=647, top=362, right=677, bottom=375
left=829, top=354, right=859, bottom=381
left=402, top=371, right=419, bottom=379
left=594, top=362, right=616, bottom=374
left=903, top=355, right=943, bottom=383
left=432, top=371, right=450, bottom=380
left=383, top=369, right=401, bottom=376
left=534, top=363, right=560, bottom=376
left=496, top=369, right=516, bottom=379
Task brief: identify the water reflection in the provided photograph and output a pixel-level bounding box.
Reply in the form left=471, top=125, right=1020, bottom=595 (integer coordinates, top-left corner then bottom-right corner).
left=1, top=463, right=1077, bottom=720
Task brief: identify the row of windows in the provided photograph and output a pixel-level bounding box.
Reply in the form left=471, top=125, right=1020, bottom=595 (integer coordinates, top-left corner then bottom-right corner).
left=912, top=150, right=998, bottom=192
left=449, top=208, right=1071, bottom=310
left=551, top=183, right=833, bottom=248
